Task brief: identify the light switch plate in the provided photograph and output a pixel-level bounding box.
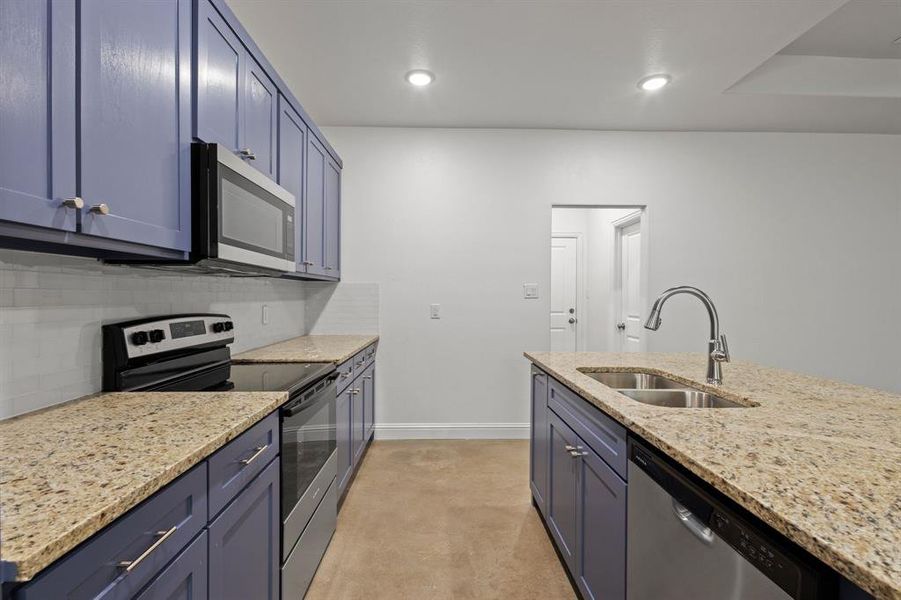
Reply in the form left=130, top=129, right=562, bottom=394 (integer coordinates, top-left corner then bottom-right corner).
left=523, top=283, right=539, bottom=299
left=430, top=304, right=441, bottom=319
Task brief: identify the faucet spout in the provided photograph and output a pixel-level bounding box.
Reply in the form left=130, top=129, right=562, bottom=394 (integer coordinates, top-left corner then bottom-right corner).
left=643, top=286, right=730, bottom=385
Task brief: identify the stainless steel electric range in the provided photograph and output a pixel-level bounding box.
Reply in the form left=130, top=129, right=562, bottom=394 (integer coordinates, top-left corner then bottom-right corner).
left=102, top=313, right=337, bottom=599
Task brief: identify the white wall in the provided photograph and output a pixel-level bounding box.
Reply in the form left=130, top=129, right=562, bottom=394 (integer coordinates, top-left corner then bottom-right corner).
left=0, top=250, right=309, bottom=419
left=324, top=127, right=901, bottom=436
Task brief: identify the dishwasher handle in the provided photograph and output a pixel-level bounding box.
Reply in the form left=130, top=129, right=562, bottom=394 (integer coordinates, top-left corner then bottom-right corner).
left=672, top=499, right=714, bottom=545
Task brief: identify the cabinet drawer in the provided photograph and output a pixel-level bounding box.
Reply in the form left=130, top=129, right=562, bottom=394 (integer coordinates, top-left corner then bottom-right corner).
left=351, top=349, right=368, bottom=379
left=336, top=357, right=354, bottom=394
left=15, top=463, right=207, bottom=600
left=208, top=412, right=279, bottom=518
left=548, top=378, right=628, bottom=479
left=363, top=343, right=377, bottom=367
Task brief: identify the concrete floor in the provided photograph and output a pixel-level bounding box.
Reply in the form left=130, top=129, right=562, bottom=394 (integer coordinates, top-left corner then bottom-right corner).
left=305, top=440, right=576, bottom=600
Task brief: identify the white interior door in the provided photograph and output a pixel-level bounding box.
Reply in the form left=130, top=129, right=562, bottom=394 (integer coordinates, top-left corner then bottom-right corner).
left=617, top=222, right=642, bottom=352
left=550, top=235, right=579, bottom=351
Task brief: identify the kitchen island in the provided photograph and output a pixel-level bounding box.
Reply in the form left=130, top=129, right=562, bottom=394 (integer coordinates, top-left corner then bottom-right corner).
left=525, top=352, right=900, bottom=599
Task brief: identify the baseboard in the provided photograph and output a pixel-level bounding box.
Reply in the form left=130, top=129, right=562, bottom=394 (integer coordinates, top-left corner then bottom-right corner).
left=373, top=422, right=530, bottom=440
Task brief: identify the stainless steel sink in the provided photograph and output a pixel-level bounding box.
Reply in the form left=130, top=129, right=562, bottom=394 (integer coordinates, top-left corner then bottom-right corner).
left=579, top=369, right=748, bottom=408
left=617, top=389, right=744, bottom=409
left=581, top=371, right=688, bottom=390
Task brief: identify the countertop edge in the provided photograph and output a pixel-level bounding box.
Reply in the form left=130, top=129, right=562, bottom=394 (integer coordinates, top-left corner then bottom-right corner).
left=232, top=334, right=379, bottom=365
left=523, top=352, right=898, bottom=600
left=6, top=391, right=289, bottom=583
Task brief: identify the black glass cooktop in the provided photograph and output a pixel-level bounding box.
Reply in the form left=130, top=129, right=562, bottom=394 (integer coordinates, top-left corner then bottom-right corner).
left=226, top=362, right=335, bottom=396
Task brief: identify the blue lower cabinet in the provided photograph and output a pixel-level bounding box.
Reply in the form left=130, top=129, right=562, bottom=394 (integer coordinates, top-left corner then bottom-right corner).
left=336, top=385, right=353, bottom=495
left=351, top=382, right=365, bottom=463
left=530, top=368, right=550, bottom=512
left=547, top=412, right=580, bottom=572
left=134, top=531, right=208, bottom=600
left=208, top=457, right=280, bottom=600
left=362, top=364, right=375, bottom=441
left=577, top=445, right=627, bottom=600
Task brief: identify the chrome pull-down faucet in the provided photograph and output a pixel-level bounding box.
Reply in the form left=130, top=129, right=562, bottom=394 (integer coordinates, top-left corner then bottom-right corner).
left=644, top=286, right=731, bottom=385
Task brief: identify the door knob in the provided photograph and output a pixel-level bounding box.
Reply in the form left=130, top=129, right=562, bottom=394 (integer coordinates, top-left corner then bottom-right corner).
left=568, top=318, right=576, bottom=324
left=89, top=203, right=110, bottom=215
left=616, top=322, right=626, bottom=331
left=61, top=197, right=83, bottom=210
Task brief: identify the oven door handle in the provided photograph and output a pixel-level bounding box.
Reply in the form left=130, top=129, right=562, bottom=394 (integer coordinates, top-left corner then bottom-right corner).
left=282, top=375, right=339, bottom=417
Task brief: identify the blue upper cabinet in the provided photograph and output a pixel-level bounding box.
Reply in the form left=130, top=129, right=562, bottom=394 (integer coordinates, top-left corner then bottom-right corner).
left=0, top=0, right=77, bottom=232
left=325, top=156, right=341, bottom=278
left=78, top=0, right=192, bottom=252
left=195, top=0, right=242, bottom=154
left=243, top=56, right=277, bottom=179
left=304, top=134, right=328, bottom=277
left=278, top=97, right=307, bottom=272
left=196, top=0, right=276, bottom=180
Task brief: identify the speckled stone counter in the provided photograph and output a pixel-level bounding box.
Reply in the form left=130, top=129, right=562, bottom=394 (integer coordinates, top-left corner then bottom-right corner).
left=233, top=334, right=378, bottom=364
left=0, top=390, right=288, bottom=582
left=524, top=352, right=901, bottom=599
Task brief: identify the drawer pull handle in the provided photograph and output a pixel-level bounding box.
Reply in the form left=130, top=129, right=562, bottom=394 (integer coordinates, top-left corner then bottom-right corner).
left=117, top=526, right=177, bottom=572
left=351, top=389, right=360, bottom=395
left=240, top=444, right=270, bottom=466
left=363, top=375, right=372, bottom=380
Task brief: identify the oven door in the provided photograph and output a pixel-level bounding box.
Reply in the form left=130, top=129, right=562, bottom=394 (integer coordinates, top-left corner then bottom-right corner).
left=281, top=376, right=337, bottom=561
left=212, top=145, right=296, bottom=272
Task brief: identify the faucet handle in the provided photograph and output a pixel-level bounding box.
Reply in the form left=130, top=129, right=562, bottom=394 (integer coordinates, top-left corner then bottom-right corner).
left=712, top=334, right=730, bottom=363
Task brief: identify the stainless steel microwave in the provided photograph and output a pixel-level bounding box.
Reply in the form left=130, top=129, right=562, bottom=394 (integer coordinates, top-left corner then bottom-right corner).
left=189, top=143, right=295, bottom=275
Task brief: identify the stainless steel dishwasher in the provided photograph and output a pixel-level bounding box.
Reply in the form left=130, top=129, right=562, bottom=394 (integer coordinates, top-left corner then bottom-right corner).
left=627, top=439, right=834, bottom=600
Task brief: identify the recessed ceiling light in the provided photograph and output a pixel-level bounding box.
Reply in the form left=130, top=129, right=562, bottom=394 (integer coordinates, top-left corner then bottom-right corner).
left=405, top=70, right=435, bottom=87
left=638, top=74, right=671, bottom=92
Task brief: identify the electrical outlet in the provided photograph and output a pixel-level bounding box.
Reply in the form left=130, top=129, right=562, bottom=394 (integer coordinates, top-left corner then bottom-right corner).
left=262, top=304, right=270, bottom=325
left=430, top=304, right=441, bottom=319
left=523, top=283, right=539, bottom=299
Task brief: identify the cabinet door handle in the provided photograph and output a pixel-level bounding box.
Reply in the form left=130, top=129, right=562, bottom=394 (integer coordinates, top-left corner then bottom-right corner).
left=569, top=450, right=588, bottom=457
left=61, top=197, right=83, bottom=209
left=302, top=261, right=314, bottom=266
left=238, top=148, right=256, bottom=160
left=239, top=444, right=269, bottom=466
left=351, top=389, right=360, bottom=395
left=362, top=375, right=372, bottom=380
left=89, top=203, right=110, bottom=215
left=117, top=526, right=177, bottom=572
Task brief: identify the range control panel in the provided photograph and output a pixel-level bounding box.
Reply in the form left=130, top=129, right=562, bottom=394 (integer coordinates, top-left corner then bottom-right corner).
left=115, top=315, right=235, bottom=359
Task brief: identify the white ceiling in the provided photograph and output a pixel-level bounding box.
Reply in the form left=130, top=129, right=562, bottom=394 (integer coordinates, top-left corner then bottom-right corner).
left=781, top=0, right=901, bottom=59
left=226, top=0, right=901, bottom=133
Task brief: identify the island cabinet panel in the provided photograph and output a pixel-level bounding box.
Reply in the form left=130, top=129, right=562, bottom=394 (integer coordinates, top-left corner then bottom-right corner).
left=547, top=411, right=580, bottom=573
left=195, top=0, right=242, bottom=153
left=208, top=457, right=280, bottom=600
left=576, top=445, right=627, bottom=600
left=78, top=0, right=192, bottom=252
left=0, top=0, right=76, bottom=233
left=530, top=368, right=550, bottom=513
left=134, top=531, right=208, bottom=600
left=13, top=463, right=208, bottom=600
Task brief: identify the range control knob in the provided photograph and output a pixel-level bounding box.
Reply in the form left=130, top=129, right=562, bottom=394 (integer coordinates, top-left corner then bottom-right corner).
left=212, top=322, right=225, bottom=333
left=223, top=321, right=234, bottom=331
left=131, top=331, right=149, bottom=346
left=149, top=329, right=166, bottom=343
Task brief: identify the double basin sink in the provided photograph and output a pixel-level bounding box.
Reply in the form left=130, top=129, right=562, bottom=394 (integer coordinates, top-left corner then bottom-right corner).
left=578, top=371, right=746, bottom=408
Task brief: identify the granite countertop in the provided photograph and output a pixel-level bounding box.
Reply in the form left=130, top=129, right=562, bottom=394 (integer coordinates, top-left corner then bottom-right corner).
left=0, top=390, right=288, bottom=583
left=524, top=352, right=901, bottom=600
left=232, top=334, right=379, bottom=364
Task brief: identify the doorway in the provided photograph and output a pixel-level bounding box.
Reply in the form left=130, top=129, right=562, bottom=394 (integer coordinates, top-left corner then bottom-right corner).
left=550, top=206, right=647, bottom=352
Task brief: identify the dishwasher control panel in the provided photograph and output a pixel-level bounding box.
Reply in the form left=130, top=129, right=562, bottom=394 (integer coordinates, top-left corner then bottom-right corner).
left=710, top=509, right=802, bottom=596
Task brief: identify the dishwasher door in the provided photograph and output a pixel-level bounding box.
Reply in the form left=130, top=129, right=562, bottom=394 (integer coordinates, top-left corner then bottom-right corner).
left=626, top=439, right=830, bottom=600
left=627, top=463, right=791, bottom=600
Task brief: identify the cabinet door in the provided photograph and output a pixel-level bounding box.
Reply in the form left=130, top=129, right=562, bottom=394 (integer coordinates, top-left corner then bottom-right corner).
left=362, top=365, right=375, bottom=441
left=351, top=383, right=365, bottom=463
left=278, top=98, right=306, bottom=273
left=547, top=412, right=580, bottom=573
left=0, top=0, right=76, bottom=231
left=303, top=133, right=327, bottom=276
left=336, top=386, right=353, bottom=495
left=242, top=56, right=277, bottom=179
left=134, top=531, right=208, bottom=600
left=209, top=458, right=280, bottom=600
left=530, top=369, right=550, bottom=512
left=195, top=0, right=242, bottom=152
left=324, top=157, right=341, bottom=278
left=78, top=0, right=191, bottom=251
left=576, top=448, right=627, bottom=600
